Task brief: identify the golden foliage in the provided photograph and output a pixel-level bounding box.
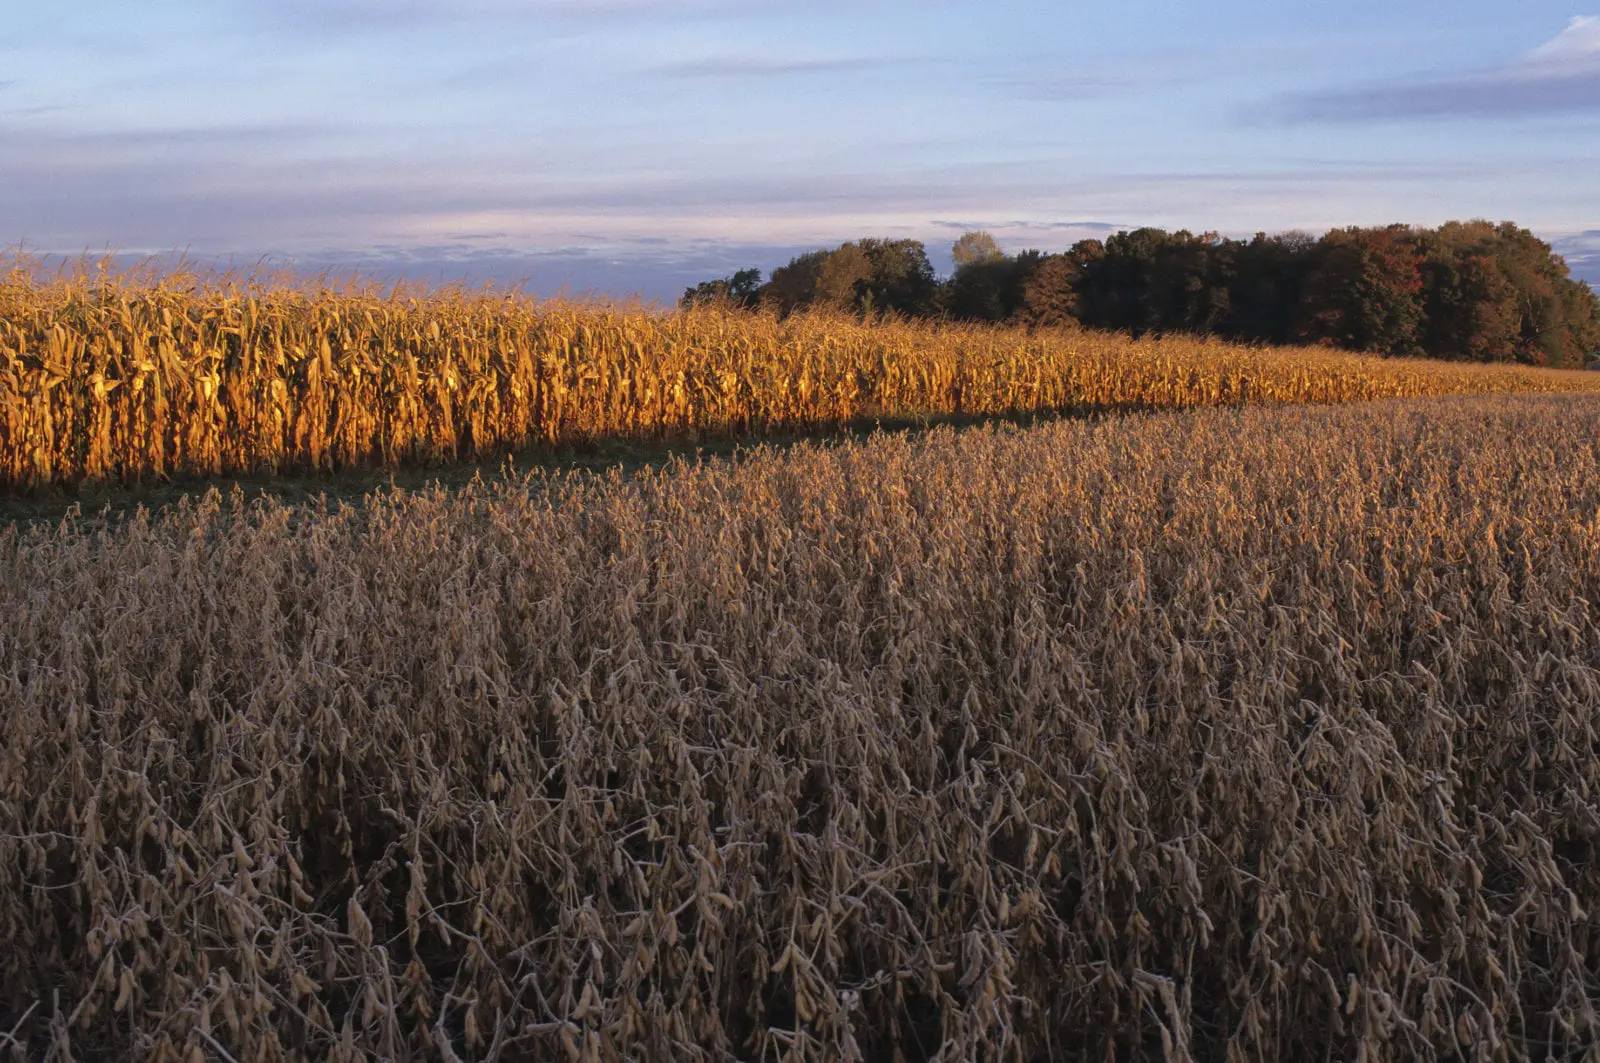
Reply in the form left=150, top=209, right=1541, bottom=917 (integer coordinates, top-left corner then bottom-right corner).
left=4, top=396, right=1600, bottom=1059
left=2, top=264, right=1596, bottom=489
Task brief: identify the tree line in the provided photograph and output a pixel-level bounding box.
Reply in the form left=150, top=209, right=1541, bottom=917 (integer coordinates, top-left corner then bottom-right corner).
left=682, top=221, right=1600, bottom=368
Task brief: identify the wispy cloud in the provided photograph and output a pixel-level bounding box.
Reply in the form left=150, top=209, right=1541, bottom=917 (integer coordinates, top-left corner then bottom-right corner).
left=652, top=55, right=898, bottom=79
left=1002, top=75, right=1128, bottom=102
left=5, top=78, right=1594, bottom=299
left=4, top=119, right=1524, bottom=260
left=929, top=219, right=1121, bottom=236
left=1552, top=230, right=1600, bottom=287
left=229, top=0, right=843, bottom=33
left=1271, top=15, right=1600, bottom=122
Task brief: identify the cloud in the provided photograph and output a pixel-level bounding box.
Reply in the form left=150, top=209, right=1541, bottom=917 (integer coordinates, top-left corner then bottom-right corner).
left=1527, top=15, right=1600, bottom=66
left=25, top=122, right=352, bottom=154
left=1003, top=75, right=1128, bottom=102
left=1554, top=229, right=1600, bottom=253
left=1552, top=230, right=1600, bottom=288
left=0, top=120, right=1547, bottom=244
left=228, top=0, right=833, bottom=34
left=4, top=112, right=1592, bottom=298
left=1271, top=15, right=1600, bottom=122
left=652, top=55, right=898, bottom=79
left=929, top=219, right=1121, bottom=233
left=0, top=121, right=972, bottom=253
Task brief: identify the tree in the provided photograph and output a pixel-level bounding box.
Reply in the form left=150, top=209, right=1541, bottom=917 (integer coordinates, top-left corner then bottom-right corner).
left=1060, top=239, right=1107, bottom=325
left=1296, top=226, right=1424, bottom=356
left=1020, top=253, right=1081, bottom=328
left=1417, top=223, right=1521, bottom=361
left=669, top=219, right=1599, bottom=365
left=943, top=257, right=1009, bottom=322
left=942, top=231, right=1053, bottom=323
left=1561, top=278, right=1600, bottom=367
left=1145, top=231, right=1231, bottom=334
left=815, top=243, right=873, bottom=310
left=757, top=240, right=936, bottom=318
left=857, top=238, right=938, bottom=317
left=762, top=251, right=831, bottom=315
left=1401, top=220, right=1600, bottom=366
left=951, top=231, right=1005, bottom=270
left=1225, top=232, right=1317, bottom=344
left=679, top=267, right=763, bottom=310
left=1481, top=221, right=1600, bottom=367
left=1068, top=228, right=1230, bottom=336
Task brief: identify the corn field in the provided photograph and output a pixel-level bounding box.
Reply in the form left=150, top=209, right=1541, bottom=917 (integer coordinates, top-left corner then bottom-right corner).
left=3, top=395, right=1599, bottom=1060
left=3, top=265, right=1598, bottom=490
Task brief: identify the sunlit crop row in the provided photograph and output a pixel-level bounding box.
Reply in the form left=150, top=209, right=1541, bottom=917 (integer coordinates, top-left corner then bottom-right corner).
left=3, top=264, right=1596, bottom=489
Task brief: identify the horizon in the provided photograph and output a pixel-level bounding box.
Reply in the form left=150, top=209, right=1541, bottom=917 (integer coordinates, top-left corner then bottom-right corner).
left=5, top=2, right=1599, bottom=300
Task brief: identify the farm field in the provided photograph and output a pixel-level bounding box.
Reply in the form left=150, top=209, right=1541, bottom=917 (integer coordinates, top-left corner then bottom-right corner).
left=4, top=267, right=1600, bottom=492
left=4, top=393, right=1600, bottom=1061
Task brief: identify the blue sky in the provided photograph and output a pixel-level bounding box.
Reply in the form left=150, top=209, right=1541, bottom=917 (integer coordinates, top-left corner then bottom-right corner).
left=3, top=0, right=1598, bottom=299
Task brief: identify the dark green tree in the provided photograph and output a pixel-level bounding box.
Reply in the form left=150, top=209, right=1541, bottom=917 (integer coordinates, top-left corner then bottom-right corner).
left=1417, top=223, right=1522, bottom=361
left=942, top=231, right=1010, bottom=321
left=857, top=238, right=939, bottom=317
left=1296, top=226, right=1425, bottom=356
left=1070, top=228, right=1230, bottom=335
left=673, top=219, right=1599, bottom=365
left=1224, top=232, right=1317, bottom=344
left=943, top=259, right=1009, bottom=321
left=1020, top=253, right=1081, bottom=328
left=942, top=233, right=1047, bottom=323
left=679, top=267, right=763, bottom=310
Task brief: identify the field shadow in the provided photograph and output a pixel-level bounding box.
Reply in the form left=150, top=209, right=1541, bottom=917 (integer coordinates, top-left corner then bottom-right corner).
left=0, top=405, right=1116, bottom=527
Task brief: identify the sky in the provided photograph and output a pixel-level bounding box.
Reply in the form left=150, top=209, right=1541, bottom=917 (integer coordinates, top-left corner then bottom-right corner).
left=2, top=0, right=1598, bottom=300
